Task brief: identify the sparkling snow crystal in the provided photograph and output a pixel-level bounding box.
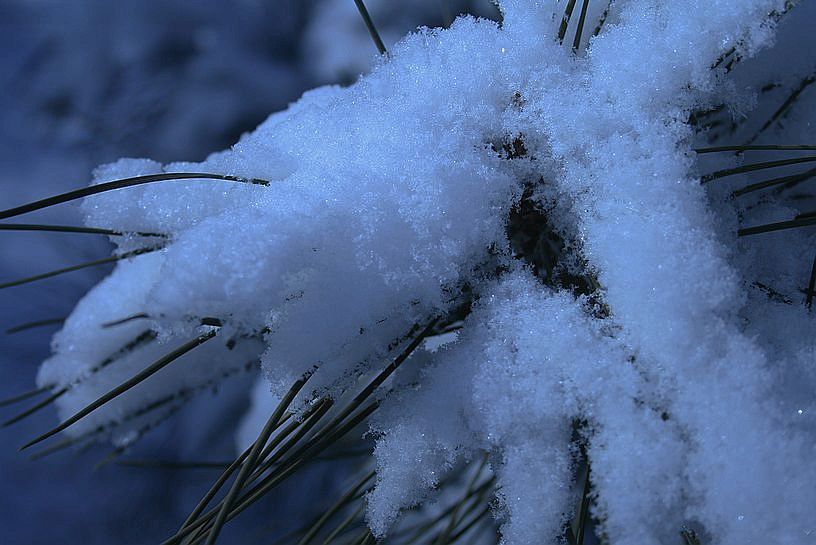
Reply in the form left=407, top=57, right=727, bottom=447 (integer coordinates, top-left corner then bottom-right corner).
left=10, top=0, right=815, bottom=543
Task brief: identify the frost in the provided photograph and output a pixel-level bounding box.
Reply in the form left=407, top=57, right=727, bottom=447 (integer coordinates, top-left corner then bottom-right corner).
left=17, top=0, right=816, bottom=544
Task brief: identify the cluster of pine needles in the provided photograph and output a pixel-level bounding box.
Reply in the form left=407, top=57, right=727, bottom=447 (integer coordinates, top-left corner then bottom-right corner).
left=1, top=1, right=814, bottom=543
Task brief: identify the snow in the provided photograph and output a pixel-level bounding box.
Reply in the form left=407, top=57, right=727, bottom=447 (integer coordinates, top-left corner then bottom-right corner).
left=15, top=0, right=816, bottom=543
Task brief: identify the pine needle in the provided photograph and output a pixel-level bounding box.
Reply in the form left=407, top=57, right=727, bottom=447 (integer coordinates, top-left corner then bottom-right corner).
left=2, top=388, right=66, bottom=427
left=164, top=401, right=335, bottom=545
left=171, top=400, right=367, bottom=545
left=0, top=386, right=50, bottom=407
left=95, top=403, right=186, bottom=470
left=709, top=1, right=799, bottom=74
left=95, top=446, right=127, bottom=470
left=27, top=436, right=84, bottom=461
left=592, top=1, right=613, bottom=37
left=746, top=70, right=816, bottom=144
left=321, top=502, right=365, bottom=545
left=297, top=470, right=375, bottom=545
left=6, top=317, right=66, bottom=334
left=0, top=172, right=269, bottom=220
left=572, top=0, right=591, bottom=52
left=351, top=529, right=375, bottom=545
left=806, top=255, right=816, bottom=309
left=26, top=371, right=217, bottom=462
left=572, top=464, right=592, bottom=545
left=397, top=476, right=495, bottom=544
left=732, top=166, right=816, bottom=196
left=101, top=313, right=151, bottom=328
left=701, top=156, right=816, bottom=183
left=0, top=223, right=166, bottom=238
left=0, top=245, right=162, bottom=290
left=353, top=0, right=387, bottom=55
left=738, top=215, right=816, bottom=236
left=445, top=505, right=491, bottom=544
left=180, top=404, right=318, bottom=533
left=82, top=329, right=159, bottom=379
left=695, top=145, right=816, bottom=153
left=558, top=0, right=579, bottom=44
left=181, top=445, right=256, bottom=530
left=205, top=373, right=312, bottom=544
left=249, top=402, right=331, bottom=482
left=246, top=318, right=437, bottom=486
left=20, top=328, right=218, bottom=450
left=433, top=457, right=488, bottom=545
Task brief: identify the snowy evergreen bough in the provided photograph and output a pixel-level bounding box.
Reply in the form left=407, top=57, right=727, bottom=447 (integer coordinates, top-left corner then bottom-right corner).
left=2, top=1, right=815, bottom=543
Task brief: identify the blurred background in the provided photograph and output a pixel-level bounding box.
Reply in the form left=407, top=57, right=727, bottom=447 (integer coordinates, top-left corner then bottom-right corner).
left=0, top=1, right=495, bottom=543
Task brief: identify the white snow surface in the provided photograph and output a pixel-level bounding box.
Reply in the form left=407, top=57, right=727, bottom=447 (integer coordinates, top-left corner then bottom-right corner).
left=31, top=1, right=816, bottom=544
